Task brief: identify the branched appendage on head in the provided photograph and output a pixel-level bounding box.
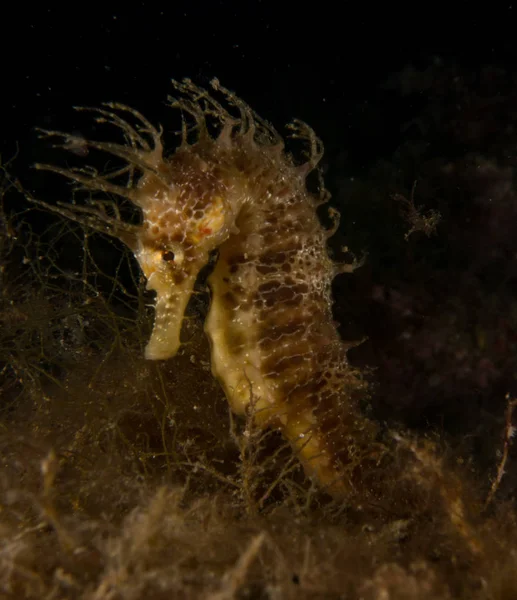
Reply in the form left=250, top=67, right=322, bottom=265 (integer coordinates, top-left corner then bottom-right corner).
left=35, top=78, right=377, bottom=499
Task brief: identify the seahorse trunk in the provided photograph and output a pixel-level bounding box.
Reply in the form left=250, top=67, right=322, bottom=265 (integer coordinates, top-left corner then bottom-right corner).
left=206, top=178, right=376, bottom=496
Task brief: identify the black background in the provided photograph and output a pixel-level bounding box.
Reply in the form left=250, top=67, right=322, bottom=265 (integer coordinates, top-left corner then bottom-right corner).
left=1, top=2, right=516, bottom=178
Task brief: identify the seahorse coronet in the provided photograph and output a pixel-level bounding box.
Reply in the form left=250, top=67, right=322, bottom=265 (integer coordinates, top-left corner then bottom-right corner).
left=35, top=78, right=379, bottom=498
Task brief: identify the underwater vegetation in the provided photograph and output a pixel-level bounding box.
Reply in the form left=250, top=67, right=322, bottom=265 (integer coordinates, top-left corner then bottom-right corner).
left=1, top=66, right=517, bottom=598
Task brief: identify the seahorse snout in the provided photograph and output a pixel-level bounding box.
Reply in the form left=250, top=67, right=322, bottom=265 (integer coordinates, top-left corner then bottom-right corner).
left=135, top=243, right=205, bottom=360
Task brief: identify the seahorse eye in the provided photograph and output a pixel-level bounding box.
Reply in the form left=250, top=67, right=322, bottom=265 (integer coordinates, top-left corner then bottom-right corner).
left=161, top=244, right=184, bottom=265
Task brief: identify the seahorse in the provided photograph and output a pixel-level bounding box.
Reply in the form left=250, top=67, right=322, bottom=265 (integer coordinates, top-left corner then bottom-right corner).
left=34, top=79, right=380, bottom=498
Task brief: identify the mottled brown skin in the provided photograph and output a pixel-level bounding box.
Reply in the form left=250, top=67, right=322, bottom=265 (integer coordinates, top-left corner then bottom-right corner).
left=35, top=79, right=379, bottom=498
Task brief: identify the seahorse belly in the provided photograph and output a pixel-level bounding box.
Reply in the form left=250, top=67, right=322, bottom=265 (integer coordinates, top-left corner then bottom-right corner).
left=205, top=184, right=368, bottom=495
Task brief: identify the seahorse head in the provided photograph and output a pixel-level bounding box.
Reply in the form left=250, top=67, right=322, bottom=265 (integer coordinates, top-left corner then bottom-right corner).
left=132, top=150, right=239, bottom=359
left=34, top=79, right=279, bottom=361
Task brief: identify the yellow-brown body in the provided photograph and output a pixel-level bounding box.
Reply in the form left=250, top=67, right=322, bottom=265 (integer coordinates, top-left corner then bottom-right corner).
left=36, top=79, right=378, bottom=497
